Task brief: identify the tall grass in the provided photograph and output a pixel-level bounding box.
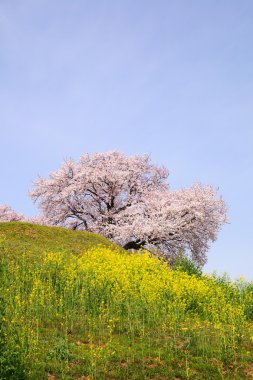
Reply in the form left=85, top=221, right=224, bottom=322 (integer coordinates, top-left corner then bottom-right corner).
left=0, top=242, right=253, bottom=379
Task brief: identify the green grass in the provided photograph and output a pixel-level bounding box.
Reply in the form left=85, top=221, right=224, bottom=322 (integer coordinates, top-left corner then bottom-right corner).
left=0, top=222, right=253, bottom=380
left=0, top=222, right=120, bottom=256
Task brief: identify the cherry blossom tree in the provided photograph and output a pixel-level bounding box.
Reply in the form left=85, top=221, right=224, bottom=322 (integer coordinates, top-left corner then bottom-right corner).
left=0, top=204, right=24, bottom=222
left=29, top=151, right=227, bottom=265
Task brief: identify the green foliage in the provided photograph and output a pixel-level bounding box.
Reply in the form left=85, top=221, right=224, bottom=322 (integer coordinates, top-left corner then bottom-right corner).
left=172, top=252, right=203, bottom=276
left=47, top=338, right=72, bottom=362
left=210, top=272, right=253, bottom=321
left=0, top=297, right=27, bottom=380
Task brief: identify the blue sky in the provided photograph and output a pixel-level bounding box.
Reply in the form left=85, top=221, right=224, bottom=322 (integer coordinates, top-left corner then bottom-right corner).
left=0, top=1, right=252, bottom=279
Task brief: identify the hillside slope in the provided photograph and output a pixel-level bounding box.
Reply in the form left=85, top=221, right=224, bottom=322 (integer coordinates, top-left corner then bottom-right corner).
left=0, top=223, right=252, bottom=379
left=0, top=222, right=121, bottom=256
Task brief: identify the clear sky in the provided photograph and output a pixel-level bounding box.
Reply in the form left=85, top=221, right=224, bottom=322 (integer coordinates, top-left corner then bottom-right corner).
left=0, top=1, right=252, bottom=279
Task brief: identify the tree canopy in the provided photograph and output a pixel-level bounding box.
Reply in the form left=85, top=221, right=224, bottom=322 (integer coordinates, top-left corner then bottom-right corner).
left=0, top=205, right=24, bottom=222
left=29, top=151, right=227, bottom=265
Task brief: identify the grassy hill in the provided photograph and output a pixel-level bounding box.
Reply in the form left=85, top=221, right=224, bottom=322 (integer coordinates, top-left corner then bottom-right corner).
left=0, top=222, right=253, bottom=379
left=0, top=222, right=120, bottom=256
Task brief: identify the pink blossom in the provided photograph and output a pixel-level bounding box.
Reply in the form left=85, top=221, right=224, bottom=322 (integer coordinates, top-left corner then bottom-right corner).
left=29, top=151, right=227, bottom=265
left=0, top=204, right=24, bottom=222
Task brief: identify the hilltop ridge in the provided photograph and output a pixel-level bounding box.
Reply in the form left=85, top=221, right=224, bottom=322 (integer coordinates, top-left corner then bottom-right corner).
left=0, top=222, right=121, bottom=257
